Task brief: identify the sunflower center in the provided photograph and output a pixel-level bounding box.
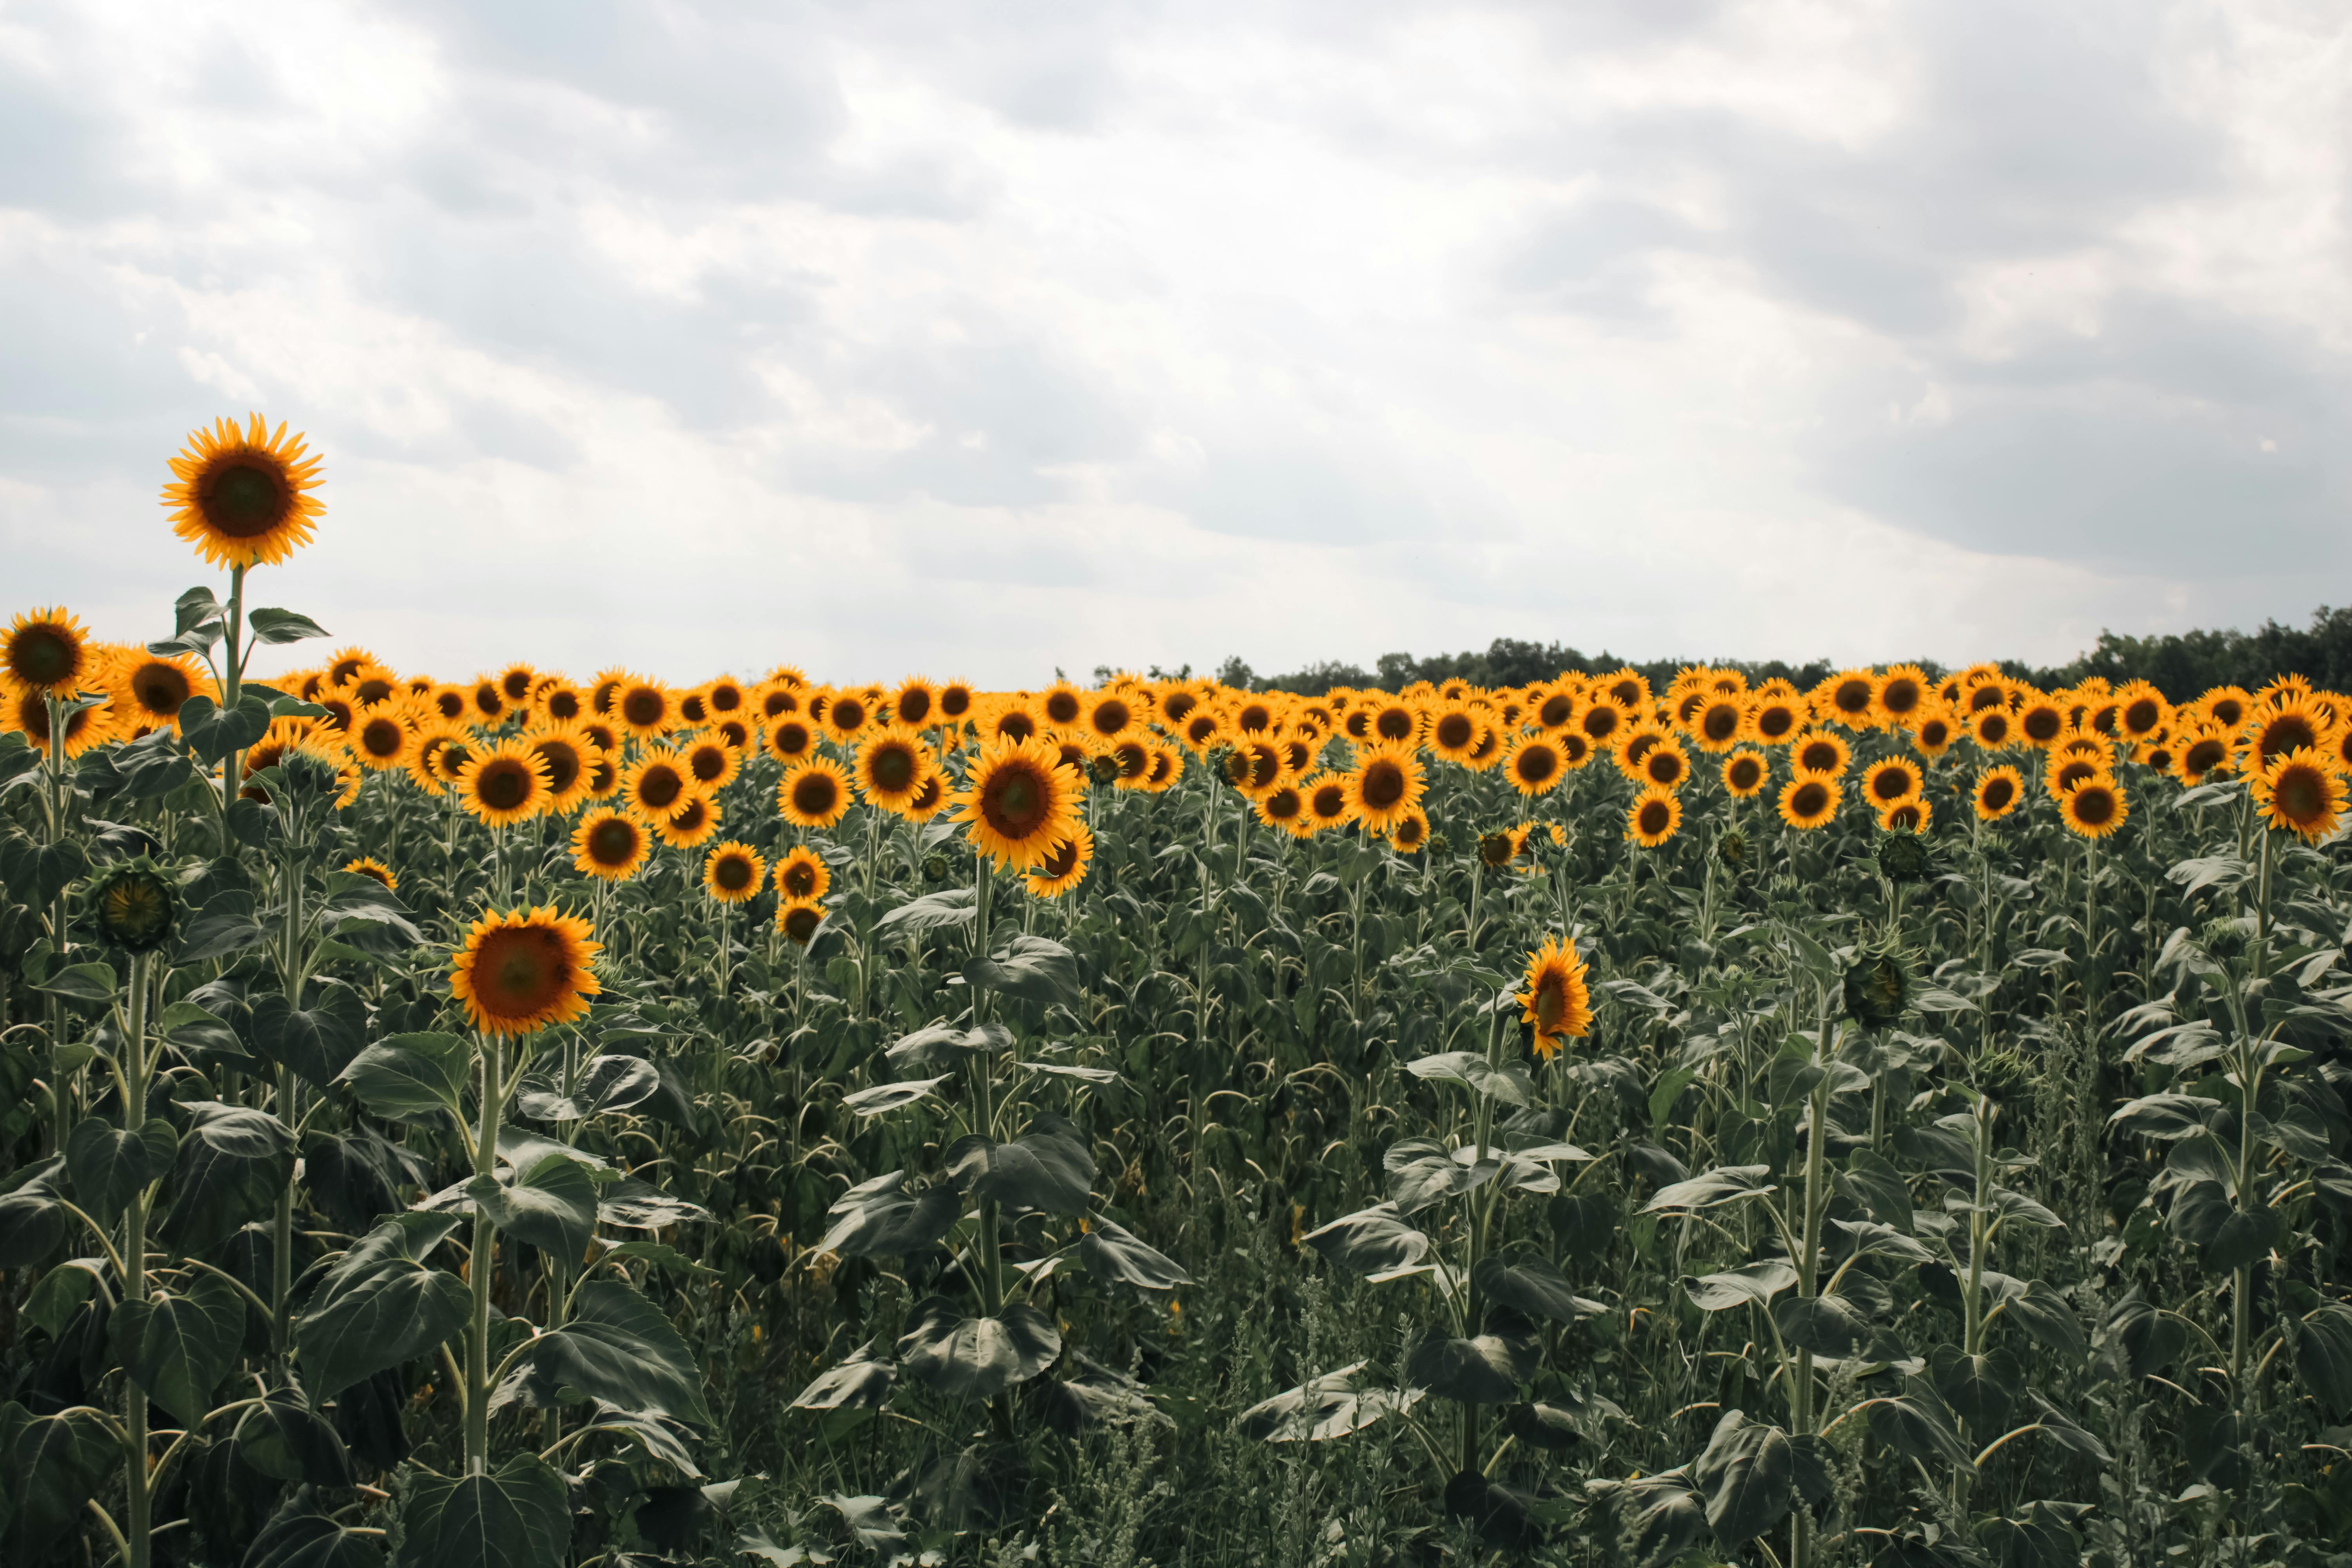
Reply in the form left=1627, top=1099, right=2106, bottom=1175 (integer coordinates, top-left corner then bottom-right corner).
left=9, top=627, right=75, bottom=686
left=1801, top=743, right=1837, bottom=773
left=1646, top=753, right=1680, bottom=785
left=1639, top=800, right=1671, bottom=835
left=1092, top=701, right=1130, bottom=736
left=640, top=769, right=683, bottom=810
left=1730, top=759, right=1760, bottom=789
left=2263, top=719, right=2314, bottom=758
left=1834, top=681, right=1871, bottom=714
left=134, top=666, right=191, bottom=714
left=1793, top=782, right=1827, bottom=817
left=784, top=864, right=817, bottom=897
left=363, top=719, right=405, bottom=758
left=1361, top=760, right=1405, bottom=809
left=2279, top=770, right=2326, bottom=822
left=1872, top=769, right=1909, bottom=801
left=692, top=748, right=727, bottom=784
left=623, top=690, right=665, bottom=726
left=1312, top=785, right=1346, bottom=818
left=1534, top=975, right=1566, bottom=1030
left=1517, top=748, right=1557, bottom=784
left=201, top=460, right=289, bottom=537
left=985, top=768, right=1050, bottom=837
left=1436, top=714, right=1473, bottom=749
left=2075, top=789, right=2116, bottom=826
left=1703, top=706, right=1739, bottom=741
left=1883, top=681, right=1919, bottom=715
left=872, top=746, right=915, bottom=792
left=2185, top=740, right=2225, bottom=774
left=715, top=856, right=754, bottom=891
left=1039, top=838, right=1081, bottom=877
left=1758, top=707, right=1793, bottom=740
left=1376, top=710, right=1414, bottom=740
left=480, top=761, right=532, bottom=810
left=537, top=743, right=581, bottom=793
left=477, top=929, right=567, bottom=1018
left=590, top=820, right=637, bottom=864
left=1984, top=779, right=2014, bottom=810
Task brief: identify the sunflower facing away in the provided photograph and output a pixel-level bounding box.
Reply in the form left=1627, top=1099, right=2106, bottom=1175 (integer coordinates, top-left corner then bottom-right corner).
left=775, top=845, right=831, bottom=902
left=162, top=414, right=325, bottom=568
left=572, top=809, right=651, bottom=881
left=1518, top=934, right=1594, bottom=1059
left=778, top=756, right=855, bottom=830
left=452, top=905, right=601, bottom=1036
left=954, top=737, right=1085, bottom=871
left=702, top=841, right=767, bottom=904
left=2253, top=748, right=2346, bottom=843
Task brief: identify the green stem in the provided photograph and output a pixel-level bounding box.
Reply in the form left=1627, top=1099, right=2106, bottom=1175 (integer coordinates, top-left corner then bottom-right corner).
left=122, top=952, right=153, bottom=1568
left=466, top=1032, right=505, bottom=1474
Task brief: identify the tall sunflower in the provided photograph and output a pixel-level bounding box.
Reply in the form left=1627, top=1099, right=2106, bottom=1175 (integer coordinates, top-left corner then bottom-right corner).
left=774, top=845, right=831, bottom=902
left=343, top=857, right=397, bottom=891
left=572, top=809, right=651, bottom=881
left=1973, top=766, right=2025, bottom=822
left=1343, top=742, right=1425, bottom=835
left=1303, top=775, right=1354, bottom=832
left=953, top=737, right=1084, bottom=871
left=350, top=708, right=413, bottom=772
left=703, top=841, right=766, bottom=904
left=1778, top=775, right=1841, bottom=831
left=451, top=906, right=600, bottom=1036
left=2059, top=773, right=2128, bottom=839
left=162, top=414, right=325, bottom=568
left=2017, top=698, right=2067, bottom=748
left=821, top=688, right=874, bottom=743
left=112, top=650, right=209, bottom=729
left=1504, top=735, right=1567, bottom=797
left=1862, top=757, right=1924, bottom=808
left=777, top=757, right=855, bottom=830
left=903, top=768, right=952, bottom=822
left=406, top=723, right=473, bottom=791
left=1873, top=666, right=1929, bottom=729
left=459, top=738, right=553, bottom=827
left=856, top=727, right=933, bottom=813
left=1909, top=704, right=1958, bottom=759
left=1819, top=669, right=1879, bottom=730
left=2245, top=699, right=2337, bottom=766
left=1517, top=934, right=1594, bottom=1058
left=2252, top=748, right=2346, bottom=843
left=1628, top=788, right=1681, bottom=848
left=4, top=681, right=114, bottom=757
left=1745, top=694, right=1804, bottom=747
left=623, top=749, right=697, bottom=822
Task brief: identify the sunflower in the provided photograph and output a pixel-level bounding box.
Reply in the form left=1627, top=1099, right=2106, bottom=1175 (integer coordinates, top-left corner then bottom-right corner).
left=774, top=846, right=831, bottom=902
left=1639, top=737, right=1691, bottom=791
left=683, top=735, right=745, bottom=791
left=2252, top=748, right=2346, bottom=843
left=459, top=738, right=553, bottom=827
left=903, top=769, right=953, bottom=822
left=954, top=737, right=1085, bottom=870
left=1611, top=723, right=1666, bottom=780
left=1600, top=670, right=1650, bottom=710
left=1081, top=691, right=1138, bottom=744
left=2245, top=699, right=2337, bottom=766
left=2059, top=773, right=2128, bottom=839
left=1503, top=735, right=1567, bottom=797
left=983, top=696, right=1045, bottom=748
left=1791, top=731, right=1850, bottom=780
left=775, top=898, right=827, bottom=945
left=407, top=723, right=473, bottom=791
left=1532, top=684, right=1579, bottom=733
left=1778, top=775, right=1841, bottom=831
left=758, top=716, right=813, bottom=765
left=162, top=414, right=325, bottom=568
left=1874, top=666, right=1930, bottom=729
left=1025, top=823, right=1095, bottom=898
left=1572, top=696, right=1628, bottom=752
left=1688, top=695, right=1745, bottom=753
left=1256, top=784, right=1311, bottom=837
left=452, top=905, right=601, bottom=1036
left=1878, top=799, right=1929, bottom=833
left=423, top=683, right=470, bottom=723
left=613, top=677, right=680, bottom=738
left=702, top=841, right=766, bottom=904
left=467, top=679, right=508, bottom=728
left=1359, top=698, right=1417, bottom=746
left=343, top=856, right=398, bottom=891
left=4, top=607, right=93, bottom=695
left=1303, top=775, right=1354, bottom=832
left=1862, top=757, right=1924, bottom=808
left=654, top=792, right=722, bottom=850
left=1973, top=766, right=2025, bottom=821
left=325, top=647, right=374, bottom=687
left=1628, top=788, right=1681, bottom=848
left=1819, top=669, right=1879, bottom=730
left=777, top=756, right=855, bottom=830
left=1031, top=680, right=1082, bottom=733
left=2, top=681, right=112, bottom=757
left=1907, top=704, right=1958, bottom=760
left=1107, top=739, right=1154, bottom=790
left=1224, top=738, right=1283, bottom=798
left=2113, top=681, right=2169, bottom=742
left=1342, top=742, right=1425, bottom=835
left=857, top=727, right=933, bottom=811
left=1422, top=701, right=1479, bottom=763
left=1714, top=750, right=1765, bottom=798
left=1517, top=934, right=1594, bottom=1058
left=936, top=680, right=976, bottom=726
left=1143, top=744, right=1183, bottom=792
left=526, top=722, right=601, bottom=811
left=2045, top=746, right=2109, bottom=799
left=1969, top=707, right=2015, bottom=751
left=112, top=650, right=209, bottom=728
left=561, top=808, right=646, bottom=881
left=350, top=708, right=413, bottom=772
left=2200, top=686, right=2252, bottom=732
left=1154, top=682, right=1203, bottom=732
left=1746, top=695, right=1804, bottom=747
left=2016, top=698, right=2066, bottom=748
left=1385, top=808, right=1430, bottom=853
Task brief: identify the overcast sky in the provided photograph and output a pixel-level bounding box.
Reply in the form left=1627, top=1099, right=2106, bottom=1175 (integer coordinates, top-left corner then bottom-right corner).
left=5, top=0, right=2347, bottom=688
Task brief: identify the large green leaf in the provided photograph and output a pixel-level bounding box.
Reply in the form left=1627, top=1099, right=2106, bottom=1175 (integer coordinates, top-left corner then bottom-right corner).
left=64, top=1114, right=178, bottom=1223
left=1301, top=1203, right=1431, bottom=1278
left=1079, top=1216, right=1192, bottom=1292
left=1771, top=1292, right=1877, bottom=1358
left=1402, top=1316, right=1539, bottom=1404
left=1866, top=1384, right=1973, bottom=1470
left=1475, top=1254, right=1590, bottom=1323
left=1385, top=1137, right=1491, bottom=1214
left=1929, top=1344, right=2020, bottom=1433
left=895, top=1298, right=1061, bottom=1401
left=1975, top=1501, right=2093, bottom=1568
left=964, top=935, right=1082, bottom=1009
left=0, top=1403, right=119, bottom=1559
left=158, top=1101, right=295, bottom=1251
left=1684, top=1260, right=1797, bottom=1312
left=0, top=1158, right=69, bottom=1268
left=1641, top=1165, right=1776, bottom=1214
left=1691, top=1408, right=1794, bottom=1549
left=32, top=960, right=118, bottom=1005
left=513, top=1054, right=661, bottom=1121
left=246, top=606, right=332, bottom=644
left=109, top=1272, right=243, bottom=1425
left=250, top=984, right=370, bottom=1092
left=178, top=891, right=268, bottom=962
left=791, top=1341, right=898, bottom=1411
left=232, top=1392, right=355, bottom=1486
left=243, top=1510, right=387, bottom=1568
left=818, top=1171, right=961, bottom=1258
left=524, top=1277, right=712, bottom=1424
left=296, top=1211, right=471, bottom=1399
left=1405, top=1051, right=1534, bottom=1105
left=1236, top=1362, right=1422, bottom=1442
left=336, top=1033, right=472, bottom=1125
left=2167, top=1180, right=2281, bottom=1272
left=395, top=1452, right=570, bottom=1568
left=468, top=1151, right=599, bottom=1265
left=945, top=1113, right=1094, bottom=1215
left=2296, top=1301, right=2352, bottom=1416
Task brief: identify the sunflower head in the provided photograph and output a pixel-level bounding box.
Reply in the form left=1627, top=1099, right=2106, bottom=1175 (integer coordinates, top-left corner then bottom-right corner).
left=1628, top=788, right=1681, bottom=849
left=1345, top=742, right=1425, bottom=833
left=954, top=737, right=1084, bottom=870
left=777, top=757, right=855, bottom=830
left=460, top=740, right=553, bottom=828
left=452, top=906, right=601, bottom=1036
left=1517, top=934, right=1594, bottom=1058
left=87, top=857, right=179, bottom=954
left=1717, top=829, right=1748, bottom=869
left=776, top=898, right=827, bottom=946
left=1877, top=830, right=1932, bottom=885
left=2059, top=773, right=2129, bottom=840
left=1973, top=766, right=2024, bottom=822
left=2254, top=748, right=2347, bottom=843
left=162, top=414, right=325, bottom=568
left=1721, top=750, right=1768, bottom=798
left=775, top=845, right=831, bottom=902
left=343, top=856, right=399, bottom=892
left=5, top=607, right=93, bottom=695
left=1025, top=824, right=1094, bottom=898
left=703, top=841, right=767, bottom=905
left=1778, top=775, right=1840, bottom=832
left=572, top=808, right=651, bottom=881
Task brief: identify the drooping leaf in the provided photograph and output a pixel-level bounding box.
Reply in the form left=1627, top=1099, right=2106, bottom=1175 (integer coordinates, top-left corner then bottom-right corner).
left=1771, top=1292, right=1878, bottom=1358
left=1, top=1403, right=120, bottom=1559
left=945, top=1113, right=1094, bottom=1215
left=158, top=1101, right=295, bottom=1251
left=1975, top=1501, right=2094, bottom=1568
left=109, top=1272, right=243, bottom=1425
left=875, top=888, right=976, bottom=932
left=895, top=1298, right=1062, bottom=1401
left=394, top=1452, right=570, bottom=1568
left=1027, top=1353, right=1169, bottom=1433
left=1929, top=1344, right=2020, bottom=1433
left=512, top=1054, right=661, bottom=1121
left=1385, top=1137, right=1491, bottom=1214
left=1402, top=1314, right=1539, bottom=1405
left=296, top=1211, right=471, bottom=1399
left=1691, top=1408, right=1794, bottom=1548
left=1474, top=1253, right=1589, bottom=1323
left=1236, top=1362, right=1423, bottom=1442
left=250, top=984, right=369, bottom=1092
left=1641, top=1165, right=1776, bottom=1214
left=242, top=1510, right=387, bottom=1568
left=1301, top=1204, right=1432, bottom=1279
left=841, top=1075, right=951, bottom=1116
left=468, top=1151, right=599, bottom=1265
left=1684, top=1260, right=1798, bottom=1312
left=886, top=1021, right=1013, bottom=1067
left=1079, top=1216, right=1192, bottom=1291
left=2296, top=1302, right=2352, bottom=1417
left=524, top=1277, right=713, bottom=1424
left=32, top=960, right=118, bottom=1004
left=596, top=1174, right=708, bottom=1230
left=1405, top=1051, right=1534, bottom=1106
left=246, top=606, right=333, bottom=644
left=1866, top=1384, right=1973, bottom=1470
left=791, top=1341, right=898, bottom=1411
left=0, top=1158, right=70, bottom=1268
left=336, top=1033, right=471, bottom=1125
left=64, top=1114, right=178, bottom=1223
left=232, top=1391, right=355, bottom=1486
left=964, top=935, right=1082, bottom=1009
left=818, top=1171, right=961, bottom=1258
left=303, top=1128, right=427, bottom=1231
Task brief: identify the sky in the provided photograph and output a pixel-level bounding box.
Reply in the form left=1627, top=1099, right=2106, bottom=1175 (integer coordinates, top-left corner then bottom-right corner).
left=3, top=0, right=2348, bottom=689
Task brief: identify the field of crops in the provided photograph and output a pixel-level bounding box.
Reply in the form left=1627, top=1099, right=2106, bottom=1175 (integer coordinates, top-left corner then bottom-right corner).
left=4, top=417, right=2352, bottom=1568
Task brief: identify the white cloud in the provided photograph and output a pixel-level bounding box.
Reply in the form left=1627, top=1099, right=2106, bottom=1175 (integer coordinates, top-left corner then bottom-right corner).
left=1, top=0, right=2348, bottom=691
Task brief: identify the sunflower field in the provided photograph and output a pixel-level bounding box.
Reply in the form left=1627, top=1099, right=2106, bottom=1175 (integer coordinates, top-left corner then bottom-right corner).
left=3, top=417, right=2352, bottom=1568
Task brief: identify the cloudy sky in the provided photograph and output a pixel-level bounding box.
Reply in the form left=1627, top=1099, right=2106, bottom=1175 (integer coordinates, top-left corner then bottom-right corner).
left=4, top=0, right=2347, bottom=688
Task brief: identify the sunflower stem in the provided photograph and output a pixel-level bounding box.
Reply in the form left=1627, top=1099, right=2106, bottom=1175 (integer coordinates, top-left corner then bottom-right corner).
left=466, top=1030, right=504, bottom=1474
left=121, top=951, right=153, bottom=1568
